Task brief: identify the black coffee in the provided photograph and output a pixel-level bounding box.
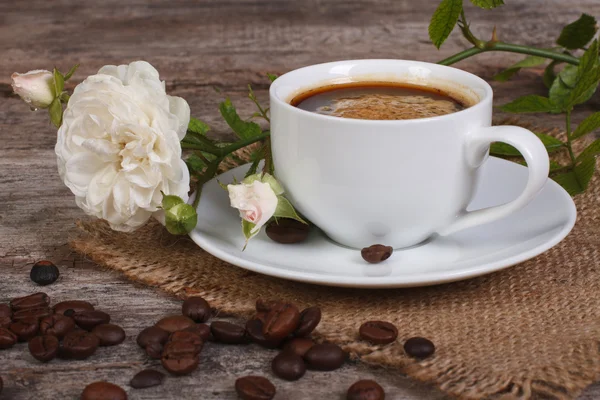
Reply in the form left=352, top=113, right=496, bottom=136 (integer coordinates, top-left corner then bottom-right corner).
left=291, top=82, right=467, bottom=120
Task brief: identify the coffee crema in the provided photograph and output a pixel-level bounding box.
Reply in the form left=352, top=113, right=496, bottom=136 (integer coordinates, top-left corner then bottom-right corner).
left=290, top=82, right=468, bottom=120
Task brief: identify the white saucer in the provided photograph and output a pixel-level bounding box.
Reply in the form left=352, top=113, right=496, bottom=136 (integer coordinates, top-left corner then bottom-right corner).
left=189, top=157, right=576, bottom=288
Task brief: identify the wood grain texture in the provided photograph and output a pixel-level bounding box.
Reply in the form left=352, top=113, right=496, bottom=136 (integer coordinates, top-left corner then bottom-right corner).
left=1, top=0, right=599, bottom=398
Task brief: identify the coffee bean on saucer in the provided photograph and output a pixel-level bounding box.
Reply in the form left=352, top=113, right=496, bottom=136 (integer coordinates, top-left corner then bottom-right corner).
left=161, top=341, right=200, bottom=375
left=137, top=326, right=170, bottom=349
left=404, top=337, right=435, bottom=359
left=359, top=321, right=398, bottom=345
left=81, top=381, right=127, bottom=400
left=235, top=376, right=276, bottom=400
left=145, top=343, right=163, bottom=359
left=210, top=321, right=248, bottom=344
left=182, top=296, right=211, bottom=323
left=60, top=330, right=99, bottom=359
left=347, top=379, right=385, bottom=400
left=263, top=303, right=300, bottom=342
left=53, top=300, right=94, bottom=315
left=130, top=369, right=165, bottom=389
left=183, top=323, right=211, bottom=341
left=245, top=319, right=280, bottom=348
left=0, top=327, right=18, bottom=349
left=10, top=292, right=50, bottom=311
left=30, top=260, right=60, bottom=286
left=266, top=219, right=310, bottom=244
left=73, top=310, right=111, bottom=331
left=155, top=315, right=195, bottom=333
left=272, top=351, right=306, bottom=381
left=9, top=318, right=39, bottom=341
left=92, top=324, right=126, bottom=346
left=294, top=306, right=321, bottom=337
left=361, top=244, right=393, bottom=264
left=28, top=334, right=59, bottom=362
left=39, top=314, right=76, bottom=339
left=12, top=306, right=51, bottom=322
left=304, top=343, right=346, bottom=371
left=283, top=338, right=315, bottom=357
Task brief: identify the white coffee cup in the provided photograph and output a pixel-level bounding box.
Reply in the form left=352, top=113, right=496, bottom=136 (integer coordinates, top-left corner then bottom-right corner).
left=269, top=59, right=549, bottom=249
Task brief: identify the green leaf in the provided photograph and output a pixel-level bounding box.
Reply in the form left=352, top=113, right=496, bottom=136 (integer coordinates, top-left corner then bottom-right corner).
left=543, top=61, right=560, bottom=88
left=500, top=95, right=558, bottom=113
left=535, top=132, right=565, bottom=153
left=241, top=219, right=258, bottom=249
left=60, top=92, right=70, bottom=103
left=578, top=39, right=599, bottom=73
left=63, top=64, right=80, bottom=81
left=182, top=133, right=221, bottom=154
left=161, top=193, right=184, bottom=210
left=188, top=117, right=210, bottom=135
left=48, top=98, right=63, bottom=128
left=576, top=139, right=600, bottom=162
left=550, top=161, right=564, bottom=172
left=470, top=0, right=503, bottom=9
left=219, top=98, right=263, bottom=140
left=267, top=73, right=278, bottom=82
left=489, top=133, right=564, bottom=156
left=273, top=196, right=307, bottom=224
left=556, top=14, right=598, bottom=50
left=493, top=55, right=547, bottom=82
left=165, top=203, right=198, bottom=235
left=574, top=156, right=596, bottom=190
left=185, top=153, right=207, bottom=175
left=428, top=0, right=463, bottom=49
left=572, top=112, right=600, bottom=140
left=567, top=66, right=600, bottom=107
left=52, top=68, right=64, bottom=97
left=552, top=171, right=584, bottom=195
left=549, top=64, right=578, bottom=109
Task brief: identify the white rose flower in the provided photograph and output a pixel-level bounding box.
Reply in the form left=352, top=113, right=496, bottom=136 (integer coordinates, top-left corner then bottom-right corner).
left=55, top=61, right=191, bottom=232
left=11, top=69, right=55, bottom=109
left=228, top=178, right=280, bottom=234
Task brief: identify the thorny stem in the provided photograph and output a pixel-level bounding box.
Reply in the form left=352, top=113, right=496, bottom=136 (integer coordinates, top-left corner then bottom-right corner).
left=181, top=131, right=270, bottom=156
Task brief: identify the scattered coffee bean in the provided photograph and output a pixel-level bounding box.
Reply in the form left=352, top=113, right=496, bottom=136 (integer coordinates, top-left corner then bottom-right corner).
left=295, top=306, right=321, bottom=337
left=0, top=304, right=11, bottom=319
left=235, top=376, right=276, bottom=400
left=256, top=299, right=282, bottom=314
left=283, top=338, right=315, bottom=357
left=92, top=324, right=126, bottom=346
left=130, top=369, right=165, bottom=389
left=0, top=317, right=10, bottom=329
left=74, top=310, right=111, bottom=331
left=161, top=341, right=200, bottom=375
left=182, top=296, right=211, bottom=323
left=210, top=321, right=247, bottom=344
left=64, top=309, right=75, bottom=317
left=304, top=343, right=346, bottom=371
left=9, top=318, right=39, bottom=342
left=53, top=300, right=94, bottom=315
left=145, top=343, right=163, bottom=359
left=28, top=334, right=59, bottom=362
left=266, top=219, right=310, bottom=244
left=39, top=314, right=76, bottom=339
left=404, top=337, right=435, bottom=359
left=137, top=326, right=170, bottom=349
left=359, top=321, right=398, bottom=345
left=81, top=381, right=127, bottom=400
left=245, top=319, right=280, bottom=348
left=12, top=306, right=51, bottom=322
left=155, top=315, right=195, bottom=333
left=30, top=260, right=60, bottom=286
left=263, top=303, right=300, bottom=342
left=61, top=330, right=100, bottom=359
left=361, top=244, right=393, bottom=264
left=10, top=293, right=50, bottom=311
left=271, top=351, right=306, bottom=381
left=183, top=323, right=211, bottom=341
left=167, top=331, right=204, bottom=354
left=347, top=379, right=385, bottom=400
left=0, top=327, right=18, bottom=349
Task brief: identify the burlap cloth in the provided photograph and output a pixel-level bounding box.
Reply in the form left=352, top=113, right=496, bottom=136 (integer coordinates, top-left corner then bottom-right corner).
left=70, top=121, right=600, bottom=400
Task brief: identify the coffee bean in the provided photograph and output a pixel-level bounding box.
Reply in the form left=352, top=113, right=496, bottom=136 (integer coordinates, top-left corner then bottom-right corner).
left=9, top=318, right=39, bottom=341
left=359, top=321, right=398, bottom=345
left=304, top=343, right=346, bottom=371
left=161, top=341, right=199, bottom=375
left=256, top=299, right=282, bottom=314
left=10, top=293, right=50, bottom=311
left=283, top=338, right=315, bottom=357
left=30, top=260, right=60, bottom=286
left=361, top=244, right=393, bottom=264
left=130, top=369, right=165, bottom=389
left=235, top=376, right=276, bottom=400
left=81, top=381, right=127, bottom=400
left=245, top=319, right=280, bottom=348
left=28, top=334, right=59, bottom=362
left=294, top=307, right=321, bottom=337
left=266, top=219, right=310, bottom=244
left=262, top=303, right=300, bottom=342
left=183, top=323, right=211, bottom=341
left=137, top=326, right=170, bottom=349
left=53, top=300, right=94, bottom=315
left=210, top=321, right=248, bottom=344
left=64, top=309, right=75, bottom=317
left=145, top=343, right=163, bottom=359
left=92, top=324, right=126, bottom=346
left=0, top=317, right=10, bottom=329
left=61, top=330, right=99, bottom=359
left=39, top=314, right=76, bottom=339
left=271, top=351, right=306, bottom=381
left=404, top=337, right=435, bottom=359
left=0, top=327, right=17, bottom=349
left=74, top=310, right=111, bottom=330
left=347, top=379, right=385, bottom=400
left=167, top=331, right=203, bottom=354
left=182, top=297, right=211, bottom=323
left=12, top=306, right=51, bottom=322
left=155, top=315, right=195, bottom=333
left=0, top=304, right=11, bottom=319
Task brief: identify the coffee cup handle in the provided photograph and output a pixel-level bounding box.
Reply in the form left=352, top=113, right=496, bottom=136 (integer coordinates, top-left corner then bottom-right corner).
left=438, top=125, right=550, bottom=236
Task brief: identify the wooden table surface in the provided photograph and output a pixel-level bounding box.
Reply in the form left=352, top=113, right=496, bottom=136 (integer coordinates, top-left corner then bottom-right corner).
left=1, top=0, right=599, bottom=399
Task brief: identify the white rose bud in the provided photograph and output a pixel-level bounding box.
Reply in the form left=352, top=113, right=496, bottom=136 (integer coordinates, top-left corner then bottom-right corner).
left=11, top=69, right=55, bottom=109
left=228, top=180, right=279, bottom=234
